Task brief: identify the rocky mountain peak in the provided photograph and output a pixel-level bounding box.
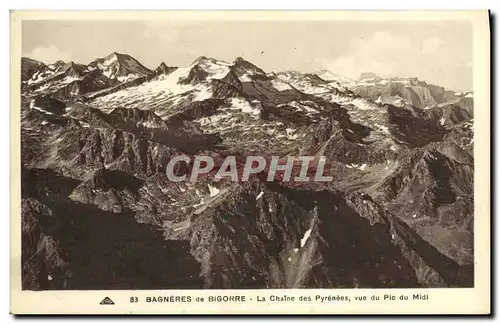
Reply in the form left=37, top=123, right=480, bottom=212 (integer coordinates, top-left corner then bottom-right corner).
left=88, top=52, right=153, bottom=81
left=191, top=56, right=223, bottom=67
left=233, top=57, right=264, bottom=71
left=155, top=62, right=177, bottom=75
left=21, top=57, right=46, bottom=81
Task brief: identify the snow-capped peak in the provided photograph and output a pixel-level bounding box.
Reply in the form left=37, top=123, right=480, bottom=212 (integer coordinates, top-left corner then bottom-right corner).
left=186, top=56, right=232, bottom=81
left=232, top=57, right=267, bottom=79
left=314, top=69, right=355, bottom=86
left=191, top=56, right=231, bottom=68
left=88, top=52, right=153, bottom=82
left=102, top=52, right=120, bottom=65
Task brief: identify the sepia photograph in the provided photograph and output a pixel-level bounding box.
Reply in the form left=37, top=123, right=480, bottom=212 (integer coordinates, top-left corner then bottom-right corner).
left=10, top=10, right=491, bottom=315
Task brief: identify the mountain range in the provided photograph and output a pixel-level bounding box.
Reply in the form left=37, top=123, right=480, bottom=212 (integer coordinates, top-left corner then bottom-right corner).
left=20, top=52, right=474, bottom=289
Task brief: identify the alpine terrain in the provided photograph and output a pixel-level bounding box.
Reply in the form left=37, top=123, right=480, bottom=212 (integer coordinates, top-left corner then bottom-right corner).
left=20, top=52, right=474, bottom=290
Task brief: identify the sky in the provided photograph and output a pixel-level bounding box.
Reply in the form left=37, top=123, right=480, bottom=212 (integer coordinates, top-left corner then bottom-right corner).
left=22, top=20, right=473, bottom=91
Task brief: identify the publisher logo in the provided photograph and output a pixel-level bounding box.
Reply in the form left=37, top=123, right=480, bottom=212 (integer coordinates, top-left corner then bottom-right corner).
left=100, top=297, right=115, bottom=305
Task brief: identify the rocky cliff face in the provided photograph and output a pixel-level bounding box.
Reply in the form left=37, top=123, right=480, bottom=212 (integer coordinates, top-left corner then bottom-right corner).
left=20, top=54, right=474, bottom=289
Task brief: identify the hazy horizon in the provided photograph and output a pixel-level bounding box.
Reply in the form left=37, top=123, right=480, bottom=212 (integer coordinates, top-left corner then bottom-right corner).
left=22, top=20, right=472, bottom=91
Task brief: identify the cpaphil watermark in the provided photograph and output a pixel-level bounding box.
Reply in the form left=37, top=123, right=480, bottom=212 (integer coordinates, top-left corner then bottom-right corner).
left=164, top=155, right=334, bottom=183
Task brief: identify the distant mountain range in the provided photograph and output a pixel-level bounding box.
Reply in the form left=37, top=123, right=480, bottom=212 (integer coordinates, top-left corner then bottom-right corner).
left=20, top=52, right=474, bottom=290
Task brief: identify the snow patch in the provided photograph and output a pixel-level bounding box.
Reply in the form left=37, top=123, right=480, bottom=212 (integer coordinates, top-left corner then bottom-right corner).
left=192, top=84, right=213, bottom=102
left=230, top=97, right=260, bottom=117
left=346, top=163, right=368, bottom=171
left=64, top=76, right=85, bottom=84
left=196, top=112, right=232, bottom=127
left=28, top=70, right=53, bottom=85
left=92, top=68, right=194, bottom=111
left=352, top=98, right=374, bottom=111
left=198, top=59, right=230, bottom=80
left=300, top=228, right=312, bottom=248
left=31, top=102, right=55, bottom=116
left=117, top=73, right=142, bottom=83
left=282, top=101, right=319, bottom=114
left=101, top=68, right=114, bottom=79
left=102, top=55, right=118, bottom=67
left=208, top=184, right=220, bottom=197
left=140, top=120, right=162, bottom=128
left=238, top=74, right=252, bottom=82
left=271, top=79, right=293, bottom=91
left=193, top=198, right=205, bottom=208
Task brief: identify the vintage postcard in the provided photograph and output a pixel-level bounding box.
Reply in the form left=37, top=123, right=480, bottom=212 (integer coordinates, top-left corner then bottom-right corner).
left=10, top=10, right=490, bottom=315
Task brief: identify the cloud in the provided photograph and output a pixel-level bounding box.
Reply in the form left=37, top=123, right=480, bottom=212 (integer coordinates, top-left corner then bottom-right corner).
left=24, top=46, right=72, bottom=64
left=319, top=31, right=443, bottom=80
